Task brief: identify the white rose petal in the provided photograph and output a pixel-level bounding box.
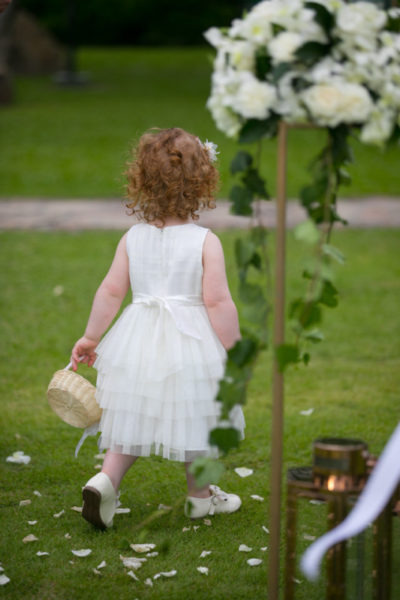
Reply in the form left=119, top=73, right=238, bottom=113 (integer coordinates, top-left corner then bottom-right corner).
left=64, top=533, right=72, bottom=539
left=127, top=570, right=140, bottom=581
left=146, top=552, right=158, bottom=558
left=115, top=507, right=130, bottom=514
left=158, top=503, right=172, bottom=511
left=94, top=464, right=102, bottom=470
left=28, top=520, right=37, bottom=525
left=197, top=566, right=209, bottom=575
left=235, top=467, right=254, bottom=478
left=300, top=408, right=314, bottom=416
left=193, top=526, right=200, bottom=532
left=154, top=570, right=177, bottom=580
left=33, top=490, right=42, bottom=497
left=6, top=451, right=31, bottom=465
left=303, top=534, right=316, bottom=541
left=200, top=551, right=212, bottom=558
left=130, top=543, right=156, bottom=553
left=23, top=534, right=38, bottom=543
left=70, top=506, right=82, bottom=513
left=203, top=519, right=212, bottom=526
left=52, top=285, right=64, bottom=296
left=93, top=569, right=102, bottom=576
left=262, top=526, right=270, bottom=534
left=120, top=556, right=146, bottom=570
left=96, top=561, right=106, bottom=569
left=182, top=527, right=191, bottom=532
left=144, top=577, right=154, bottom=587
left=36, top=552, right=49, bottom=557
left=0, top=574, right=10, bottom=586
left=247, top=558, right=263, bottom=566
left=261, top=547, right=268, bottom=552
left=239, top=544, right=253, bottom=552
left=53, top=510, right=65, bottom=518
left=94, top=453, right=105, bottom=460
left=71, top=549, right=92, bottom=557
left=19, top=499, right=31, bottom=506
left=251, top=495, right=264, bottom=501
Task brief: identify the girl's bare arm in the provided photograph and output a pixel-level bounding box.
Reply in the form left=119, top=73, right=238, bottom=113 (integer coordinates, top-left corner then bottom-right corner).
left=71, top=233, right=130, bottom=369
left=202, top=231, right=240, bottom=350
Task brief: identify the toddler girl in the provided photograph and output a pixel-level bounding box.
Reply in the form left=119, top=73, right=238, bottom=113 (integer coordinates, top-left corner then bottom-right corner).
left=71, top=127, right=245, bottom=529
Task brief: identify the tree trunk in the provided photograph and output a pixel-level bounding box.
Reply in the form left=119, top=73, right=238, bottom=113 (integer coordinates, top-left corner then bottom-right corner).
left=0, top=1, right=16, bottom=105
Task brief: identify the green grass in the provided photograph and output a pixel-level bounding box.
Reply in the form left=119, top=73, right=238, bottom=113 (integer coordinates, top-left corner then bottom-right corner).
left=0, top=47, right=399, bottom=199
left=1, top=228, right=400, bottom=599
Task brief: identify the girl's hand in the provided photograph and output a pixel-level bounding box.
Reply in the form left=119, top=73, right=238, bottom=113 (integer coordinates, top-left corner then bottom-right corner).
left=71, top=336, right=98, bottom=371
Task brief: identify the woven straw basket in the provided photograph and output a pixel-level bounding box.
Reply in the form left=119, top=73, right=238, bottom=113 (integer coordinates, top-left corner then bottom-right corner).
left=47, top=368, right=102, bottom=428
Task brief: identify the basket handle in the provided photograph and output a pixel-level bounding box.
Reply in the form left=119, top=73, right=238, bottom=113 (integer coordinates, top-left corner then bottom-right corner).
left=64, top=356, right=85, bottom=370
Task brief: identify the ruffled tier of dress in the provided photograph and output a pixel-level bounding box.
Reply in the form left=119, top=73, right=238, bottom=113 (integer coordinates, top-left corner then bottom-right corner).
left=94, top=302, right=245, bottom=462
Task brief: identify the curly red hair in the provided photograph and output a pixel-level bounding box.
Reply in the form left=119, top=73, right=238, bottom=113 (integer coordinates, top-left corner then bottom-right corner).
left=125, top=128, right=218, bottom=224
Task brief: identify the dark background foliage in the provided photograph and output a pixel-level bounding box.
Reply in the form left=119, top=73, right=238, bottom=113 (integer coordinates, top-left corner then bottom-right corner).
left=16, top=0, right=253, bottom=45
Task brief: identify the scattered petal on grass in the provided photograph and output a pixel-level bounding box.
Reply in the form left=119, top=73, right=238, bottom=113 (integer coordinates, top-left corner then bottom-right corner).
left=120, top=556, right=146, bottom=570
left=144, top=578, right=153, bottom=587
left=97, top=561, right=106, bottom=569
left=115, top=508, right=131, bottom=514
left=94, top=453, right=106, bottom=460
left=262, top=526, right=270, bottom=534
left=71, top=549, right=92, bottom=557
left=36, top=552, right=49, bottom=557
left=6, top=451, right=31, bottom=465
left=193, top=526, right=200, bottom=532
left=239, top=544, right=252, bottom=552
left=53, top=510, right=65, bottom=518
left=158, top=503, right=172, bottom=511
left=33, top=490, right=42, bottom=497
left=0, top=566, right=3, bottom=573
left=15, top=432, right=21, bottom=440
left=153, top=570, right=177, bottom=580
left=130, top=544, right=156, bottom=553
left=250, top=495, right=264, bottom=502
left=0, top=574, right=10, bottom=586
left=182, top=527, right=191, bottom=532
left=53, top=285, right=64, bottom=296
left=200, top=551, right=212, bottom=558
left=93, top=569, right=102, bottom=576
left=203, top=519, right=212, bottom=526
left=197, top=566, right=209, bottom=575
left=28, top=520, right=37, bottom=525
left=23, top=534, right=38, bottom=543
left=64, top=533, right=71, bottom=539
left=247, top=558, right=263, bottom=566
left=69, top=561, right=74, bottom=565
left=70, top=506, right=82, bottom=513
left=234, top=467, right=253, bottom=478
left=146, top=552, right=159, bottom=558
left=127, top=570, right=140, bottom=581
left=303, top=534, right=316, bottom=541
left=19, top=499, right=31, bottom=506
left=300, top=408, right=314, bottom=416
left=261, top=547, right=268, bottom=552
left=94, top=464, right=102, bottom=470
left=294, top=578, right=302, bottom=584
left=309, top=499, right=324, bottom=505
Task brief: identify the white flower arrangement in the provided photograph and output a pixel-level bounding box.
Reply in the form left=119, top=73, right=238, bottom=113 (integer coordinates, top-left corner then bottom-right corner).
left=205, top=0, right=400, bottom=146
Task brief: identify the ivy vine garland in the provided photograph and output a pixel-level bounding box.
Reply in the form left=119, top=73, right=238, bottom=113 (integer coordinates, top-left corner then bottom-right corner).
left=195, top=0, right=400, bottom=464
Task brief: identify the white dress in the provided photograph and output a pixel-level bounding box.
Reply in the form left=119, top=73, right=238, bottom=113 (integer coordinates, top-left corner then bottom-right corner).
left=94, top=223, right=245, bottom=462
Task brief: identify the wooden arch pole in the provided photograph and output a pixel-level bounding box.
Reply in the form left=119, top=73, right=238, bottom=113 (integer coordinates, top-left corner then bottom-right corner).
left=268, top=121, right=288, bottom=600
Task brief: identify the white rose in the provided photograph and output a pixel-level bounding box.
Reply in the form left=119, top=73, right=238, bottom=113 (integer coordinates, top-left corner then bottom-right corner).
left=230, top=12, right=273, bottom=45
left=268, top=32, right=303, bottom=64
left=309, top=57, right=343, bottom=83
left=336, top=3, right=387, bottom=37
left=231, top=73, right=277, bottom=120
left=360, top=107, right=396, bottom=146
left=204, top=27, right=226, bottom=49
left=302, top=81, right=373, bottom=127
left=227, top=40, right=256, bottom=72
left=207, top=95, right=242, bottom=138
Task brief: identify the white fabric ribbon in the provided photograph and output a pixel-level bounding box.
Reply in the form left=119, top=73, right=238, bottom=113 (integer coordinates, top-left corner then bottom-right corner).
left=131, top=293, right=203, bottom=340
left=301, top=422, right=400, bottom=580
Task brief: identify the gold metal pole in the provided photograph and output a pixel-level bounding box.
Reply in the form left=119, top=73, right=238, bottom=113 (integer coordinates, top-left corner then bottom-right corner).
left=268, top=121, right=288, bottom=600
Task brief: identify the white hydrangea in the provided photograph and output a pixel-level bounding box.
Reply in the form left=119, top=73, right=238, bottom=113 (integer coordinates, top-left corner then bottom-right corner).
left=360, top=104, right=396, bottom=146
left=268, top=32, right=304, bottom=64
left=301, top=80, right=374, bottom=127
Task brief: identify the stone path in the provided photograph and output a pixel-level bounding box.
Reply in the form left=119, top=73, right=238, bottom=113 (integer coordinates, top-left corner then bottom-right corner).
left=0, top=197, right=400, bottom=230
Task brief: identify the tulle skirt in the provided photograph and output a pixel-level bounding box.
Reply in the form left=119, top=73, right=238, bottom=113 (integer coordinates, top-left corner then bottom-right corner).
left=94, top=303, right=245, bottom=462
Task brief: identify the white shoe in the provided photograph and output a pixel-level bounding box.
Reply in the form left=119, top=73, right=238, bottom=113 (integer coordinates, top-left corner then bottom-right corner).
left=185, top=485, right=242, bottom=519
left=82, top=472, right=116, bottom=530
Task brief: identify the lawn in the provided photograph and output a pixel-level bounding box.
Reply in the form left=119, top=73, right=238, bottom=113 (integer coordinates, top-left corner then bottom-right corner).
left=1, top=227, right=399, bottom=599
left=1, top=47, right=400, bottom=200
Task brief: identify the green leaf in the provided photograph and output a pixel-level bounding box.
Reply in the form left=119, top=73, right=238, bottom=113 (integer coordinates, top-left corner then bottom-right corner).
left=229, top=185, right=253, bottom=216
left=255, top=48, right=271, bottom=80
left=272, top=62, right=292, bottom=83
left=305, top=2, right=335, bottom=35
left=235, top=238, right=256, bottom=267
left=209, top=427, right=241, bottom=455
left=242, top=168, right=269, bottom=198
left=291, top=300, right=322, bottom=328
left=188, top=457, right=225, bottom=488
left=329, top=125, right=353, bottom=166
left=230, top=151, right=253, bottom=174
left=294, top=219, right=321, bottom=245
left=318, top=280, right=338, bottom=308
left=302, top=352, right=311, bottom=365
left=239, top=115, right=279, bottom=144
left=322, top=243, right=345, bottom=264
left=276, top=343, right=300, bottom=372
left=239, top=281, right=265, bottom=305
left=295, top=41, right=330, bottom=65
left=228, top=338, right=259, bottom=368
left=304, top=329, right=324, bottom=343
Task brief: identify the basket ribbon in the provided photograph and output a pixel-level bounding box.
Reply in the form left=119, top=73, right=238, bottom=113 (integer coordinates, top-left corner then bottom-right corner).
left=75, top=421, right=100, bottom=458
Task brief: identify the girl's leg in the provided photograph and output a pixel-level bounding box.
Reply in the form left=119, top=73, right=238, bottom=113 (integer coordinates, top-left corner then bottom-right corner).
left=184, top=462, right=211, bottom=498
left=102, top=450, right=138, bottom=492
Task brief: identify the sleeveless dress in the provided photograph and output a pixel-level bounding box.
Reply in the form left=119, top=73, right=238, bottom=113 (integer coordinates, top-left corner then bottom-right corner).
left=94, top=223, right=245, bottom=462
